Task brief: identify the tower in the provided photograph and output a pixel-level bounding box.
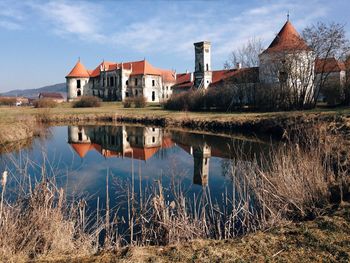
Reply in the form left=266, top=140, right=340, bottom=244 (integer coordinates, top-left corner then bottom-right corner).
left=66, top=60, right=90, bottom=102
left=193, top=143, right=211, bottom=187
left=194, top=41, right=212, bottom=89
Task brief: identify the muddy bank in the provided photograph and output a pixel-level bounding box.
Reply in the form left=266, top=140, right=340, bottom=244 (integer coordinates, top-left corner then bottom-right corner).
left=2, top=111, right=350, bottom=147
left=0, top=122, right=36, bottom=145
left=37, top=111, right=350, bottom=139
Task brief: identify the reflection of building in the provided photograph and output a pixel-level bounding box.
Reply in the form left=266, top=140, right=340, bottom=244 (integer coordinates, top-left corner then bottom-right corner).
left=68, top=125, right=173, bottom=161
left=68, top=126, right=92, bottom=158
left=193, top=143, right=211, bottom=187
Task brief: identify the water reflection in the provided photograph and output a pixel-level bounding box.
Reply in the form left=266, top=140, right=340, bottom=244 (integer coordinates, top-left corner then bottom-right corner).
left=68, top=125, right=267, bottom=187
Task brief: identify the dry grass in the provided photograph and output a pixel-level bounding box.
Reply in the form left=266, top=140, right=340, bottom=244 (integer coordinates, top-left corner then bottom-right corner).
left=0, top=177, right=96, bottom=262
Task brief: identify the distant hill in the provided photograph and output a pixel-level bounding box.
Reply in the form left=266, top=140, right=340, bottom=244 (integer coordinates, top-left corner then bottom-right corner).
left=1, top=83, right=66, bottom=99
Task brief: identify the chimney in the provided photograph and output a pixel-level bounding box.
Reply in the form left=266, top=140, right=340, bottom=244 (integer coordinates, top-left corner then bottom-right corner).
left=190, top=72, right=194, bottom=82
left=186, top=69, right=189, bottom=74
left=236, top=62, right=242, bottom=69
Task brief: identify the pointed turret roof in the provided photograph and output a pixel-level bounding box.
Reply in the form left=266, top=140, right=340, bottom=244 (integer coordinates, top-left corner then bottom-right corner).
left=70, top=143, right=92, bottom=158
left=66, top=60, right=90, bottom=78
left=263, top=21, right=311, bottom=54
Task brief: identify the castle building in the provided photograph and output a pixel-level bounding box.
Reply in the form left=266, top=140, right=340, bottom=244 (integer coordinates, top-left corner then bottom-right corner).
left=173, top=19, right=315, bottom=96
left=66, top=59, right=176, bottom=102
left=66, top=19, right=347, bottom=103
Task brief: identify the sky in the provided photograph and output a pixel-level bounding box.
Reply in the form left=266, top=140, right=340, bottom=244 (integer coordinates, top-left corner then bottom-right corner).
left=0, top=0, right=349, bottom=92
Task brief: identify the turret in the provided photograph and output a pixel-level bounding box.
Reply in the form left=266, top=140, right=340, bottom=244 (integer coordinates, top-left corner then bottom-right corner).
left=66, top=59, right=90, bottom=102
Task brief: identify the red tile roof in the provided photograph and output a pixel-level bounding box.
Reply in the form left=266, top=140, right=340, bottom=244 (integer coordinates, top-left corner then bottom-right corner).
left=69, top=137, right=174, bottom=161
left=70, top=143, right=92, bottom=158
left=66, top=61, right=90, bottom=78
left=263, top=21, right=311, bottom=54
left=315, top=58, right=346, bottom=73
left=211, top=67, right=259, bottom=84
left=89, top=61, right=116, bottom=77
left=173, top=73, right=193, bottom=89
left=88, top=59, right=175, bottom=81
left=39, top=92, right=64, bottom=99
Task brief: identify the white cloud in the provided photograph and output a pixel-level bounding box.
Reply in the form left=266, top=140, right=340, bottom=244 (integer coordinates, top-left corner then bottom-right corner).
left=0, top=0, right=25, bottom=30
left=32, top=0, right=106, bottom=42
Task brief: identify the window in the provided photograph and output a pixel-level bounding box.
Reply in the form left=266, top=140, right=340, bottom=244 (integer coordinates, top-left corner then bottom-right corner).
left=152, top=136, right=155, bottom=143
left=152, top=80, right=155, bottom=86
left=135, top=137, right=138, bottom=144
left=206, top=64, right=209, bottom=71
left=135, top=78, right=138, bottom=86
left=110, top=77, right=114, bottom=86
left=77, top=80, right=81, bottom=89
left=77, top=89, right=81, bottom=96
left=135, top=90, right=138, bottom=96
left=126, top=80, right=128, bottom=86
left=205, top=158, right=208, bottom=165
left=125, top=92, right=129, bottom=97
left=152, top=91, right=155, bottom=101
left=279, top=71, right=288, bottom=83
left=166, top=86, right=168, bottom=90
left=152, top=128, right=155, bottom=132
left=78, top=132, right=83, bottom=141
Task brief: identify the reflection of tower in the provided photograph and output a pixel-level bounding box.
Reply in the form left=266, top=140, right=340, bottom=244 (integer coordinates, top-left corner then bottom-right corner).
left=68, top=126, right=91, bottom=158
left=193, top=143, right=211, bottom=187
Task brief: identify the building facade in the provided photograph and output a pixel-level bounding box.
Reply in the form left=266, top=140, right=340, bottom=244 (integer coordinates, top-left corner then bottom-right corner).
left=66, top=59, right=176, bottom=102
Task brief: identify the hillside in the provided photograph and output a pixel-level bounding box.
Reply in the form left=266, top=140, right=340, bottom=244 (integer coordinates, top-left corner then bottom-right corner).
left=1, top=83, right=66, bottom=98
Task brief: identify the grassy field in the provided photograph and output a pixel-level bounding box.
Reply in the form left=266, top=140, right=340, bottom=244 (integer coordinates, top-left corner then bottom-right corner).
left=0, top=102, right=350, bottom=124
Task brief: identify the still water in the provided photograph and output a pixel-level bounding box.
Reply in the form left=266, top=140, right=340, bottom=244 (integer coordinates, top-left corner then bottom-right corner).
left=0, top=125, right=271, bottom=220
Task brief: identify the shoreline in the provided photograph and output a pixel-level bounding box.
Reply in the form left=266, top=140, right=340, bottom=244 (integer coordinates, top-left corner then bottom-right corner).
left=1, top=107, right=350, bottom=144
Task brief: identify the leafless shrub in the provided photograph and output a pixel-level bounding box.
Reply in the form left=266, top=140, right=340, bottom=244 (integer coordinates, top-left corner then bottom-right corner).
left=134, top=96, right=147, bottom=108
left=0, top=97, right=17, bottom=106
left=33, top=99, right=58, bottom=108
left=73, top=96, right=101, bottom=108
left=123, top=98, right=132, bottom=108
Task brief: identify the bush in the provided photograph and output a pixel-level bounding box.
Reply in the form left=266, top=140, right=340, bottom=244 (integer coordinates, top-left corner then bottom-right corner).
left=73, top=96, right=101, bottom=108
left=0, top=97, right=17, bottom=106
left=164, top=90, right=206, bottom=111
left=134, top=96, right=147, bottom=108
left=33, top=99, right=58, bottom=108
left=123, top=98, right=132, bottom=108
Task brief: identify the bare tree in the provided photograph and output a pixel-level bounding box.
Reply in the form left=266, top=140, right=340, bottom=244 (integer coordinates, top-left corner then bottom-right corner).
left=302, top=22, right=350, bottom=106
left=224, top=38, right=264, bottom=69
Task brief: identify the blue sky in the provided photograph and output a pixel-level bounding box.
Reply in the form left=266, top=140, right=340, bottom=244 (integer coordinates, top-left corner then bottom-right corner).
left=0, top=0, right=349, bottom=92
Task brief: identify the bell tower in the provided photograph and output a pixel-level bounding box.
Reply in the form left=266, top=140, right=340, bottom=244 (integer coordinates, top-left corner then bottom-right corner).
left=194, top=41, right=212, bottom=89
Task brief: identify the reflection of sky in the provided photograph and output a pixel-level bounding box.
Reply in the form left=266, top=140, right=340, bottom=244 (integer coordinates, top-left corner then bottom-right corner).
left=0, top=126, right=268, bottom=213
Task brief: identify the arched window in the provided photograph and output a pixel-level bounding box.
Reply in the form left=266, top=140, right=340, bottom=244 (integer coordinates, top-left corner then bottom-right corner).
left=77, top=89, right=81, bottom=96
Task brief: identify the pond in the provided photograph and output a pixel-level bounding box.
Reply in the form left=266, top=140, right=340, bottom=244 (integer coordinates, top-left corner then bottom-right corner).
left=0, top=124, right=273, bottom=240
